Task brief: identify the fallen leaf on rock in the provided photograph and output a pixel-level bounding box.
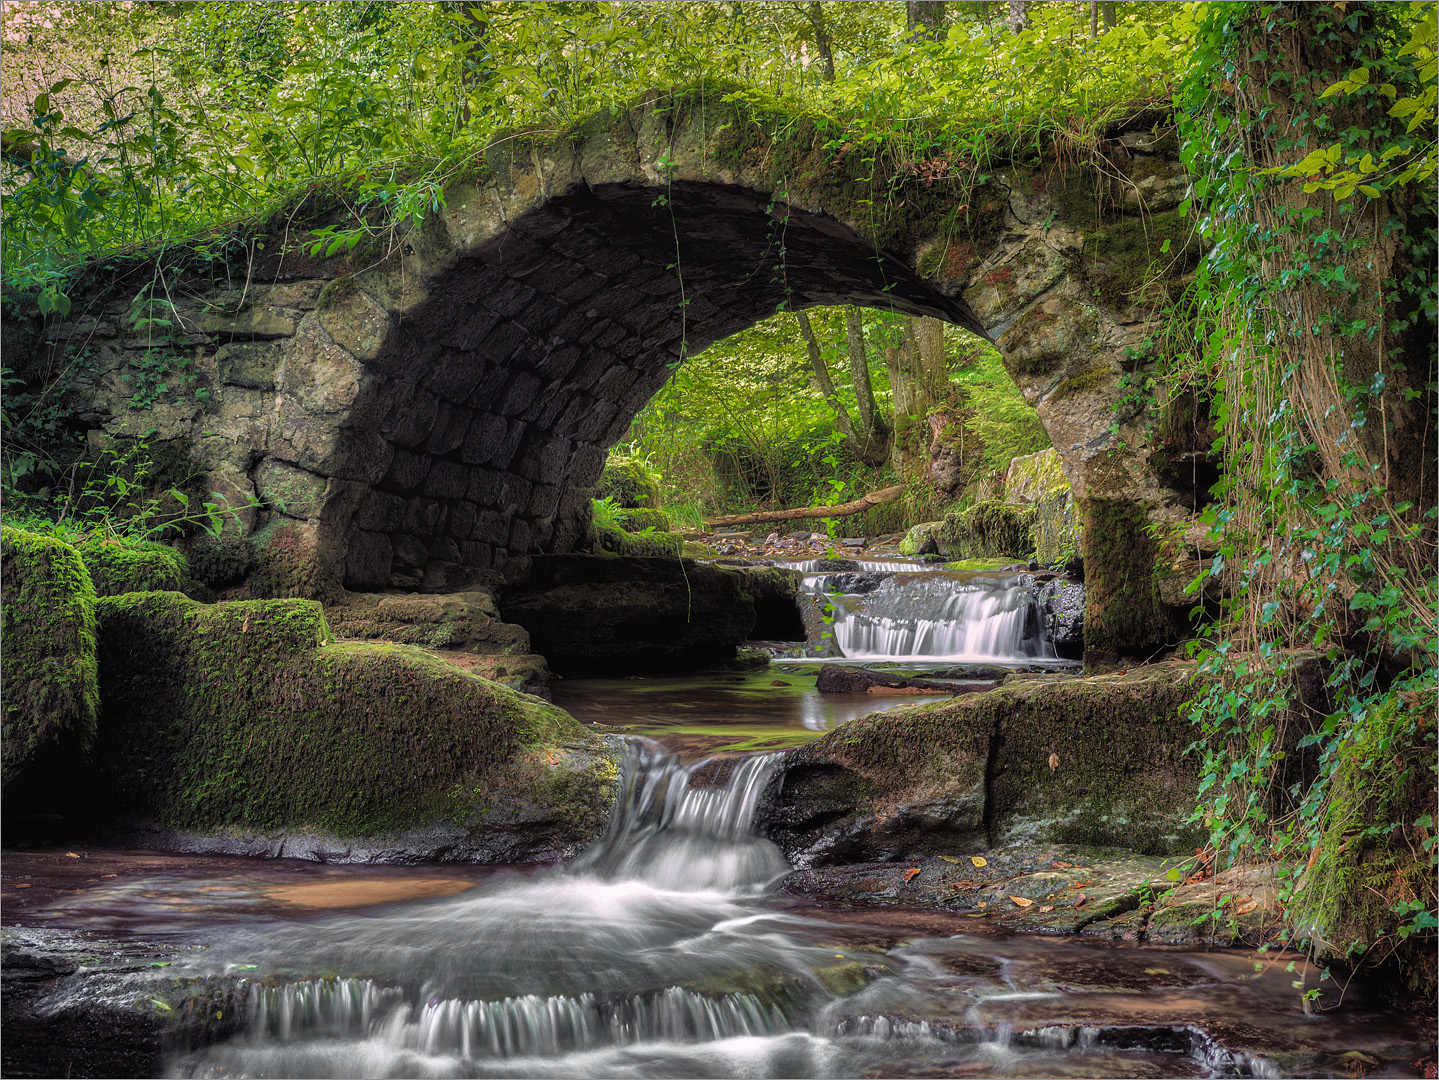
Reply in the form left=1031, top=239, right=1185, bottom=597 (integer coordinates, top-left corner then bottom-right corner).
left=1009, top=895, right=1035, bottom=908
left=770, top=680, right=790, bottom=687
left=1236, top=899, right=1259, bottom=915
left=1052, top=861, right=1073, bottom=869
left=1048, top=752, right=1060, bottom=772
left=64, top=852, right=80, bottom=859
left=970, top=856, right=988, bottom=868
left=12, top=883, right=30, bottom=889
left=1039, top=905, right=1055, bottom=912
left=939, top=855, right=962, bottom=864
left=966, top=912, right=989, bottom=918
left=902, top=868, right=921, bottom=883
left=1074, top=894, right=1088, bottom=908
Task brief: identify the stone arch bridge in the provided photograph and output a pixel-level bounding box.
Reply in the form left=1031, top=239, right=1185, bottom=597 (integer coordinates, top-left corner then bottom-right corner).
left=22, top=90, right=1201, bottom=658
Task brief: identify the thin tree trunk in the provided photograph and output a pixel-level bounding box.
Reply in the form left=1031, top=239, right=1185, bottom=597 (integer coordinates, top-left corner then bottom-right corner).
left=1089, top=0, right=1098, bottom=39
left=796, top=311, right=861, bottom=448
left=906, top=1, right=946, bottom=41
left=844, top=307, right=890, bottom=465
left=807, top=1, right=835, bottom=81
left=703, top=485, right=903, bottom=528
left=1008, top=0, right=1030, bottom=34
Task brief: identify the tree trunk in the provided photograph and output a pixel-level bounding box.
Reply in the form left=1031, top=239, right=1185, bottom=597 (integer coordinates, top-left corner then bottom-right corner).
left=844, top=307, right=890, bottom=465
left=889, top=317, right=968, bottom=495
left=1007, top=0, right=1030, bottom=34
left=906, top=1, right=946, bottom=41
left=703, top=485, right=903, bottom=528
left=796, top=311, right=861, bottom=447
left=807, top=1, right=835, bottom=81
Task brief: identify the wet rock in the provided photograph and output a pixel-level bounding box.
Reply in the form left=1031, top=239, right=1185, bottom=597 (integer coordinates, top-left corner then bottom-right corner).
left=501, top=555, right=758, bottom=676
left=814, top=664, right=1000, bottom=696
left=818, top=571, right=889, bottom=594
left=762, top=663, right=1225, bottom=867
left=1, top=927, right=237, bottom=1080
left=841, top=538, right=866, bottom=548
left=1039, top=578, right=1085, bottom=657
left=324, top=589, right=530, bottom=654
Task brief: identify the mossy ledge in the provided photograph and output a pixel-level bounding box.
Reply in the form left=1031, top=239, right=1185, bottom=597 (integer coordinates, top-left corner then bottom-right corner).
left=762, top=661, right=1238, bottom=867
left=0, top=526, right=100, bottom=792
left=84, top=592, right=624, bottom=862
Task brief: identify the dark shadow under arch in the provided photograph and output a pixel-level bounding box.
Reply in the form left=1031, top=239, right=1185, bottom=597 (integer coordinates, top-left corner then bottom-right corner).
left=333, top=180, right=985, bottom=587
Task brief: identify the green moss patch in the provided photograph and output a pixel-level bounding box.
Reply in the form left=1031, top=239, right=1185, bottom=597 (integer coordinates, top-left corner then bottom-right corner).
left=617, top=507, right=670, bottom=533
left=90, top=592, right=619, bottom=841
left=1, top=526, right=100, bottom=791
left=767, top=662, right=1207, bottom=863
left=1080, top=497, right=1179, bottom=664
left=75, top=536, right=189, bottom=596
left=596, top=456, right=661, bottom=509
left=938, top=501, right=1036, bottom=560
left=596, top=523, right=683, bottom=557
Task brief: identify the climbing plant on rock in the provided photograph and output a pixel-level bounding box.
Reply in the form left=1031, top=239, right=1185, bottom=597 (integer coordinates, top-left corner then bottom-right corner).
left=1178, top=0, right=1436, bottom=996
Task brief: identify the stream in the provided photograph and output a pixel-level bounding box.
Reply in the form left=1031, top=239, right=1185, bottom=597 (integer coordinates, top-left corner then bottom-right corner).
left=5, top=568, right=1432, bottom=1077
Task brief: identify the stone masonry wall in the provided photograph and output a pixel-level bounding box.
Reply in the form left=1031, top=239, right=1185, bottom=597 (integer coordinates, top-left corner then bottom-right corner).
left=19, top=93, right=1200, bottom=657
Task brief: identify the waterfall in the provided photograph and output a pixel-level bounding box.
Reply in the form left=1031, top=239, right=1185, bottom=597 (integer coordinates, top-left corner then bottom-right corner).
left=803, top=572, right=1055, bottom=662
left=569, top=744, right=789, bottom=892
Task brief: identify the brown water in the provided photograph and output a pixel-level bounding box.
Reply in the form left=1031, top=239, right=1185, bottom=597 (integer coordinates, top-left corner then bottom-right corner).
left=4, top=684, right=1433, bottom=1078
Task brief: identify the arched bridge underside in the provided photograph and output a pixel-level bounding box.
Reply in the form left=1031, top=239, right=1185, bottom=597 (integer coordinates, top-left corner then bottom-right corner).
left=338, top=180, right=985, bottom=589
left=43, top=93, right=1194, bottom=600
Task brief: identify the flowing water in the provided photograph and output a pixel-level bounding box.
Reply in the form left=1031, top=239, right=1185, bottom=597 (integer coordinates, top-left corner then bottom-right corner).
left=141, top=741, right=1430, bottom=1079
left=789, top=561, right=1060, bottom=664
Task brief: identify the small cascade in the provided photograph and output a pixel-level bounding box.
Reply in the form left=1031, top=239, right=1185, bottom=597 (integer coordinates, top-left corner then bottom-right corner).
left=774, top=557, right=936, bottom=574
left=804, top=572, right=1054, bottom=662
left=248, top=979, right=786, bottom=1057
left=569, top=743, right=789, bottom=892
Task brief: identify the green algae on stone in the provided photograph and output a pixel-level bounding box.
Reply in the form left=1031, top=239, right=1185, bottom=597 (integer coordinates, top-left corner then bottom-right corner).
left=617, top=506, right=670, bottom=533
left=74, top=536, right=189, bottom=597
left=938, top=501, right=1036, bottom=560
left=596, top=522, right=683, bottom=557
left=91, top=592, right=621, bottom=847
left=0, top=526, right=101, bottom=791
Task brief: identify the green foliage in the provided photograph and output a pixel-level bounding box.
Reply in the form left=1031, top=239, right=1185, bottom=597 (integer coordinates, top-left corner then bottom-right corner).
left=3, top=439, right=250, bottom=544
left=952, top=349, right=1050, bottom=473
left=1177, top=0, right=1437, bottom=986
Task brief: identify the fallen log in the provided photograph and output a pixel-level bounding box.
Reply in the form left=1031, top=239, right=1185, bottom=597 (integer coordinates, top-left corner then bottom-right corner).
left=702, top=485, right=904, bottom=529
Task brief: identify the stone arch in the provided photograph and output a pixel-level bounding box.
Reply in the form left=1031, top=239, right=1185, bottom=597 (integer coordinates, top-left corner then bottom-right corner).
left=33, top=92, right=1198, bottom=654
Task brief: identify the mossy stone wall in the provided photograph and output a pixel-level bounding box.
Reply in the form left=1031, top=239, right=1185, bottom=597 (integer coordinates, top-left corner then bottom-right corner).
left=1080, top=497, right=1183, bottom=666
left=0, top=527, right=100, bottom=791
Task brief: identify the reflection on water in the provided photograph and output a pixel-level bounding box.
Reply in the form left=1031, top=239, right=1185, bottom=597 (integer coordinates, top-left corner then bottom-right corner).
left=550, top=669, right=939, bottom=758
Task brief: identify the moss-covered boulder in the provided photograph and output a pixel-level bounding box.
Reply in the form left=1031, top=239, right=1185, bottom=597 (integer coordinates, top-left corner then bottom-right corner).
left=0, top=527, right=100, bottom=792
left=1004, top=448, right=1081, bottom=565
left=74, top=536, right=189, bottom=596
left=595, top=522, right=683, bottom=557
left=83, top=592, right=623, bottom=861
left=761, top=662, right=1211, bottom=867
left=323, top=590, right=530, bottom=655
left=617, top=506, right=670, bottom=533
left=898, top=521, right=943, bottom=556
left=501, top=555, right=757, bottom=676
left=937, top=501, right=1036, bottom=560
left=595, top=455, right=661, bottom=509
